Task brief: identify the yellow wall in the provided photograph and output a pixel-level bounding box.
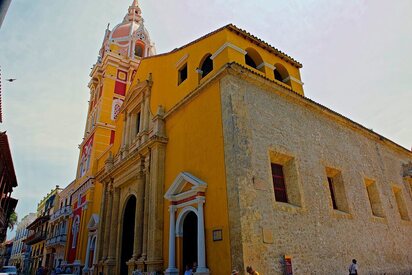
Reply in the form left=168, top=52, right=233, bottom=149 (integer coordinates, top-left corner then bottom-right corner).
left=95, top=25, right=304, bottom=273
left=162, top=80, right=231, bottom=274
left=130, top=28, right=303, bottom=119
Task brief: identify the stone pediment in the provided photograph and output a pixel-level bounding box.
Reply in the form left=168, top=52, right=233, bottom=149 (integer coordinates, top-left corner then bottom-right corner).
left=164, top=172, right=207, bottom=202
left=120, top=80, right=149, bottom=113
left=87, top=214, right=99, bottom=231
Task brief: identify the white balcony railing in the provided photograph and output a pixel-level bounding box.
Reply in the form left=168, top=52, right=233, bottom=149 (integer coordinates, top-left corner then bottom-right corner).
left=45, top=234, right=67, bottom=247
left=50, top=206, right=72, bottom=222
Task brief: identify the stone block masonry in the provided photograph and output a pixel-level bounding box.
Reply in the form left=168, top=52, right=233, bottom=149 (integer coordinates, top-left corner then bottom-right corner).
left=220, top=73, right=412, bottom=275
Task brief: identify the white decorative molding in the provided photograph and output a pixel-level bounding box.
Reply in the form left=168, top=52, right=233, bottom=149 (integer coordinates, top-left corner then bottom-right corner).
left=175, top=206, right=198, bottom=237
left=257, top=62, right=275, bottom=71
left=164, top=172, right=210, bottom=275
left=164, top=172, right=207, bottom=202
left=210, top=42, right=247, bottom=60
left=283, top=76, right=304, bottom=85
left=87, top=214, right=99, bottom=231
left=175, top=54, right=189, bottom=68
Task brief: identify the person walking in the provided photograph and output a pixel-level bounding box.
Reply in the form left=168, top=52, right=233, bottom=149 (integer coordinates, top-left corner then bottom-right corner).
left=246, top=266, right=260, bottom=275
left=348, top=259, right=358, bottom=275
left=184, top=265, right=192, bottom=275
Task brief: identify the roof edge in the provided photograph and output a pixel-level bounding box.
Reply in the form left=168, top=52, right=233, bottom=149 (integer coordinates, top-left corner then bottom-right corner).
left=142, top=24, right=302, bottom=68
left=225, top=62, right=411, bottom=157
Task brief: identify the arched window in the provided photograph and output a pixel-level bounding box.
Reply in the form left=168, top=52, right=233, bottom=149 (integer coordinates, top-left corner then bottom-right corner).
left=274, top=63, right=291, bottom=85
left=72, top=215, right=80, bottom=248
left=198, top=54, right=213, bottom=79
left=244, top=48, right=264, bottom=72
left=135, top=44, right=144, bottom=58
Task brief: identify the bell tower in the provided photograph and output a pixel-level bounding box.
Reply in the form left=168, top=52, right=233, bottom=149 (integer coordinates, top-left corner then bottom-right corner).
left=77, top=0, right=155, bottom=180
left=66, top=1, right=155, bottom=271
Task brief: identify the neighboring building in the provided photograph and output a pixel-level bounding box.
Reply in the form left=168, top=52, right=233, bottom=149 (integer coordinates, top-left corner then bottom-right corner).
left=9, top=213, right=36, bottom=272
left=0, top=239, right=13, bottom=267
left=85, top=3, right=412, bottom=275
left=0, top=0, right=12, bottom=29
left=24, top=186, right=61, bottom=274
left=63, top=1, right=155, bottom=274
left=0, top=132, right=18, bottom=243
left=46, top=180, right=75, bottom=270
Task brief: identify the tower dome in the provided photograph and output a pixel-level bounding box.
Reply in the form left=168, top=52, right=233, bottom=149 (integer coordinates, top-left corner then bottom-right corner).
left=99, top=0, right=155, bottom=60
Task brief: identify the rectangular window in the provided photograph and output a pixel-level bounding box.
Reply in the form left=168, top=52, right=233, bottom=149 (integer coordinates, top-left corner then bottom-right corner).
left=271, top=163, right=288, bottom=203
left=269, top=151, right=302, bottom=207
left=365, top=179, right=385, bottom=218
left=178, top=63, right=188, bottom=85
left=110, top=130, right=115, bottom=145
left=393, top=186, right=410, bottom=221
left=327, top=177, right=338, bottom=210
left=136, top=112, right=141, bottom=134
left=325, top=167, right=349, bottom=213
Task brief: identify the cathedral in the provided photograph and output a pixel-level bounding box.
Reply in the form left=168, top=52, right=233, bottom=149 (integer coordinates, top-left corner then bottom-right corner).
left=64, top=1, right=412, bottom=274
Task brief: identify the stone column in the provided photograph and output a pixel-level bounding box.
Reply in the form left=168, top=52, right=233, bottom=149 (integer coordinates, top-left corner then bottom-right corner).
left=107, top=187, right=120, bottom=261
left=146, top=143, right=165, bottom=272
left=196, top=199, right=209, bottom=274
left=165, top=206, right=178, bottom=275
left=102, top=184, right=113, bottom=260
left=83, top=236, right=91, bottom=271
left=96, top=182, right=107, bottom=263
left=121, top=115, right=127, bottom=148
left=132, top=171, right=145, bottom=260
left=124, top=114, right=130, bottom=147
left=141, top=90, right=150, bottom=143
left=140, top=156, right=150, bottom=262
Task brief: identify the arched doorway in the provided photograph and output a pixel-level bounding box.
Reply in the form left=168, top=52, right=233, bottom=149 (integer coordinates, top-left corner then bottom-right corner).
left=120, top=196, right=136, bottom=275
left=182, top=211, right=197, bottom=271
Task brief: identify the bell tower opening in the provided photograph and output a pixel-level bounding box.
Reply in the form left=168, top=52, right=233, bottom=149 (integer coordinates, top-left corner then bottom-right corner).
left=182, top=211, right=198, bottom=271
left=120, top=196, right=136, bottom=275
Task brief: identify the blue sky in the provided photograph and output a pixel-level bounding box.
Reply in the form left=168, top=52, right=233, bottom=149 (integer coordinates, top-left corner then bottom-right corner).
left=0, top=0, right=411, bottom=232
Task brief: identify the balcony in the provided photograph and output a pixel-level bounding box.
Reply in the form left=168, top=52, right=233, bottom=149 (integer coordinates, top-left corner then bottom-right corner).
left=45, top=234, right=67, bottom=247
left=50, top=206, right=72, bottom=222
left=24, top=231, right=47, bottom=245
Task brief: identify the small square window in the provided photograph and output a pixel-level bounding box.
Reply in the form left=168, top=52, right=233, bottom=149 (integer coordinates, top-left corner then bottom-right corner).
left=178, top=64, right=188, bottom=85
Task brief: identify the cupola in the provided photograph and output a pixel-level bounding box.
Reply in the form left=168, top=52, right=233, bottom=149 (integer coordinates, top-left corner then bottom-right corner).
left=98, top=0, right=155, bottom=60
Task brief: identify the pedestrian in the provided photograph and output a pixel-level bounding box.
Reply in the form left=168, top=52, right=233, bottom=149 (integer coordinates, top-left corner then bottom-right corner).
left=231, top=269, right=239, bottom=275
left=184, top=264, right=192, bottom=275
left=348, top=259, right=358, bottom=275
left=55, top=266, right=63, bottom=274
left=246, top=266, right=260, bottom=275
left=192, top=261, right=197, bottom=273
left=36, top=266, right=45, bottom=275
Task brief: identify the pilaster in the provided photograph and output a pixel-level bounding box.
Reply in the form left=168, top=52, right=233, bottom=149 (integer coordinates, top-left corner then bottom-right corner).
left=132, top=168, right=145, bottom=259
left=102, top=183, right=113, bottom=260
left=146, top=142, right=166, bottom=271
left=95, top=181, right=107, bottom=262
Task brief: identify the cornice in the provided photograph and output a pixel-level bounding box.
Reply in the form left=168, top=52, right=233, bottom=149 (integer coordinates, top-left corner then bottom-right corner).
left=97, top=135, right=167, bottom=183
left=225, top=62, right=412, bottom=158
left=165, top=62, right=412, bottom=159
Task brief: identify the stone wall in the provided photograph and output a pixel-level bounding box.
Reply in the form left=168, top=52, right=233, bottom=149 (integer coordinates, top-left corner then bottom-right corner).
left=220, top=73, right=412, bottom=275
